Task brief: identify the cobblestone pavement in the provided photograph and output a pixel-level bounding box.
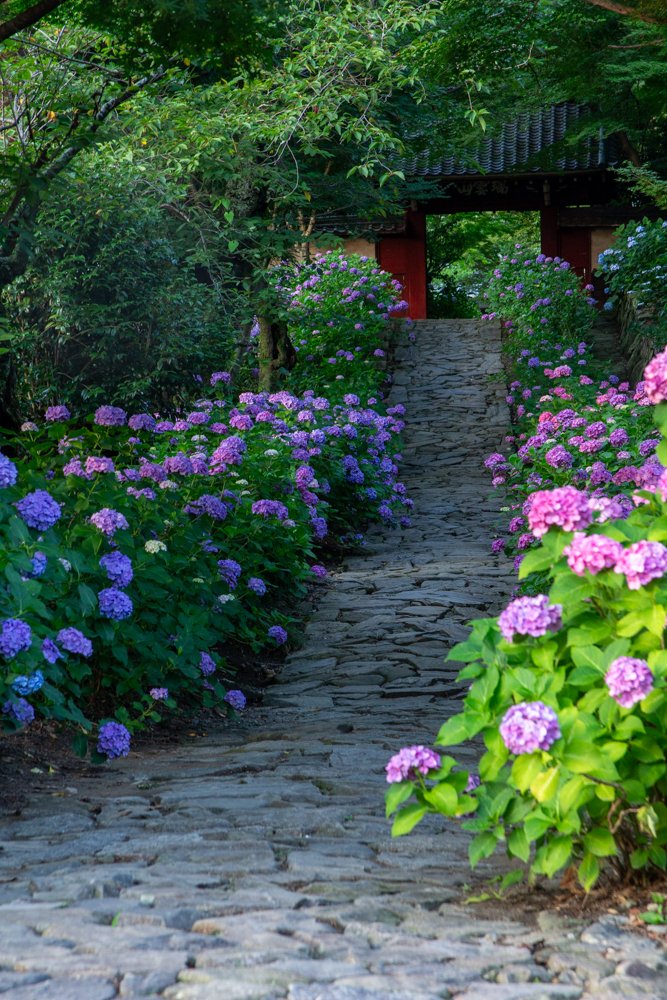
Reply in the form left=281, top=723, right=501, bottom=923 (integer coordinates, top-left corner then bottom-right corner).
left=0, top=321, right=662, bottom=999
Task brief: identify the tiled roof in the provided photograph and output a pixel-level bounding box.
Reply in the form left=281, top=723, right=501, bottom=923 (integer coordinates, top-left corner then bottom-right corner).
left=400, top=102, right=617, bottom=178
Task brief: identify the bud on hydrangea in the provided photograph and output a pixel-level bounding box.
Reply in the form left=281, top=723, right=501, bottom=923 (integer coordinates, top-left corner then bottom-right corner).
left=563, top=532, right=623, bottom=576
left=614, top=539, right=667, bottom=589
left=498, top=595, right=562, bottom=643
left=605, top=656, right=654, bottom=708
left=97, top=720, right=131, bottom=758
left=385, top=745, right=441, bottom=783
left=499, top=701, right=561, bottom=755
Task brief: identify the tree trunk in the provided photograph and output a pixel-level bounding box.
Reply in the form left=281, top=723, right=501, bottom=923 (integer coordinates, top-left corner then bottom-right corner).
left=258, top=317, right=296, bottom=393
left=228, top=320, right=253, bottom=386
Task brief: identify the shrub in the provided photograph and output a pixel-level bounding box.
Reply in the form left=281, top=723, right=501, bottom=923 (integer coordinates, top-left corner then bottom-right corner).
left=598, top=218, right=667, bottom=339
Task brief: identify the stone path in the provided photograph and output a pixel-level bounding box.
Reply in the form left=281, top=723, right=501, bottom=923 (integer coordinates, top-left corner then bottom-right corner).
left=0, top=320, right=662, bottom=1000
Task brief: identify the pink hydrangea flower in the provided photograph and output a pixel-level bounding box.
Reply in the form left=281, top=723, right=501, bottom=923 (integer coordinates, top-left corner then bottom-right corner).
left=563, top=532, right=623, bottom=576
left=605, top=656, right=653, bottom=708
left=643, top=346, right=667, bottom=403
left=499, top=701, right=561, bottom=755
left=385, top=745, right=441, bottom=783
left=498, top=594, right=562, bottom=642
left=528, top=485, right=592, bottom=537
left=614, top=539, right=667, bottom=589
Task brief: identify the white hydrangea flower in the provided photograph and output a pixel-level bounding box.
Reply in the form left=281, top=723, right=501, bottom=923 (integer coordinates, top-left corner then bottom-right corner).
left=159, top=480, right=178, bottom=490
left=58, top=558, right=72, bottom=572
left=217, top=593, right=235, bottom=604
left=145, top=540, right=167, bottom=554
left=263, top=449, right=278, bottom=457
left=236, top=479, right=249, bottom=486
left=241, top=490, right=251, bottom=496
left=192, top=435, right=208, bottom=443
left=192, top=577, right=204, bottom=584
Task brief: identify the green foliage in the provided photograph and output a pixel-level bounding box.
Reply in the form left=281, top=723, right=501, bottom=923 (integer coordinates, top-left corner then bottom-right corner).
left=598, top=216, right=667, bottom=345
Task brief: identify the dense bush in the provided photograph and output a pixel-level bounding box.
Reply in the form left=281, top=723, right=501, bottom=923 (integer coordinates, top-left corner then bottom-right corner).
left=386, top=246, right=667, bottom=890
left=0, top=254, right=412, bottom=761
left=598, top=218, right=667, bottom=342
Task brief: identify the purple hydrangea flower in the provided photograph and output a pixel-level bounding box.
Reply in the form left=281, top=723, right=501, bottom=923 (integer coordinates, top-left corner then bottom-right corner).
left=311, top=564, right=327, bottom=578
left=94, top=405, right=126, bottom=427
left=45, top=405, right=71, bottom=422
left=0, top=619, right=31, bottom=659
left=128, top=414, right=156, bottom=432
left=296, top=465, right=315, bottom=487
left=385, top=745, right=441, bottom=783
left=247, top=577, right=267, bottom=595
left=0, top=453, right=18, bottom=487
left=528, top=486, right=592, bottom=537
left=13, top=670, right=44, bottom=696
left=85, top=456, right=115, bottom=475
left=268, top=625, right=288, bottom=645
left=499, top=701, right=561, bottom=755
left=57, top=627, right=93, bottom=656
left=164, top=454, right=194, bottom=476
left=98, top=588, right=133, bottom=621
left=139, top=462, right=166, bottom=483
left=605, top=656, right=654, bottom=708
left=466, top=774, right=481, bottom=793
left=99, top=552, right=133, bottom=587
left=211, top=371, right=231, bottom=386
left=3, top=697, right=34, bottom=724
left=545, top=445, right=573, bottom=469
left=97, top=720, right=131, bottom=758
left=498, top=595, right=562, bottom=643
left=609, top=428, right=629, bottom=448
left=16, top=490, right=62, bottom=531
left=42, top=638, right=62, bottom=663
left=252, top=499, right=289, bottom=520
left=199, top=651, right=216, bottom=675
left=640, top=439, right=658, bottom=458
left=28, top=552, right=47, bottom=577
left=150, top=687, right=169, bottom=700
left=224, top=689, right=247, bottom=710
left=90, top=508, right=129, bottom=537
left=218, top=559, right=242, bottom=588
left=491, top=539, right=506, bottom=553
left=127, top=486, right=156, bottom=501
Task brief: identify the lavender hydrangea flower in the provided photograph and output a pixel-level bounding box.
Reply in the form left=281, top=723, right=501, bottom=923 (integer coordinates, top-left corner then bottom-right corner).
left=90, top=508, right=129, bottom=537
left=0, top=453, right=18, bottom=487
left=211, top=371, right=231, bottom=386
left=16, top=490, right=62, bottom=531
left=224, top=689, right=246, bottom=710
left=57, top=628, right=93, bottom=656
left=614, top=539, right=667, bottom=589
left=98, top=588, right=133, bottom=621
left=466, top=774, right=481, bottom=793
left=128, top=414, right=156, bottom=432
left=164, top=454, right=194, bottom=476
left=251, top=499, right=289, bottom=520
left=609, top=428, right=629, bottom=448
left=94, top=405, right=126, bottom=427
left=0, top=619, right=31, bottom=659
left=491, top=539, right=506, bottom=553
left=218, top=559, right=242, bottom=589
left=247, top=577, right=267, bottom=595
left=268, top=625, right=288, bottom=645
left=42, top=638, right=62, bottom=663
left=385, top=745, right=441, bottom=783
left=85, top=456, right=115, bottom=475
left=605, top=656, right=654, bottom=708
left=150, top=687, right=169, bottom=700
left=28, top=552, right=47, bottom=577
left=13, top=670, right=44, bottom=696
left=99, top=552, right=133, bottom=587
left=498, top=595, right=562, bottom=643
left=97, top=720, right=131, bottom=758
left=3, top=697, right=35, bottom=724
left=45, top=405, right=71, bottom=422
left=499, top=702, right=561, bottom=755
left=311, top=564, right=327, bottom=578
left=139, top=462, right=166, bottom=483
left=199, top=651, right=216, bottom=675
left=545, top=445, right=573, bottom=469
left=187, top=411, right=209, bottom=426
left=563, top=532, right=623, bottom=576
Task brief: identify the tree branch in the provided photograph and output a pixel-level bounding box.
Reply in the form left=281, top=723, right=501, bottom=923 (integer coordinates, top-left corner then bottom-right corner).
left=580, top=0, right=666, bottom=24
left=0, top=0, right=72, bottom=43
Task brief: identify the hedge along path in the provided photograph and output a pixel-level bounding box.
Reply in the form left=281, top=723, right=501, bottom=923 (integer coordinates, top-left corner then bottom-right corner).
left=1, top=319, right=658, bottom=1000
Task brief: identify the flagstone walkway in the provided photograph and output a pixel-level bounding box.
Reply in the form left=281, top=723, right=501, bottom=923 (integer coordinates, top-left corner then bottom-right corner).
left=0, top=321, right=661, bottom=1000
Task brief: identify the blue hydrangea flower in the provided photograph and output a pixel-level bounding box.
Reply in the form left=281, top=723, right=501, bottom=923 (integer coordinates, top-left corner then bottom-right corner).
left=3, top=697, right=34, bottom=723
left=16, top=490, right=62, bottom=531
left=268, top=625, right=287, bottom=645
left=224, top=689, right=246, bottom=710
left=0, top=453, right=18, bottom=487
left=13, top=670, right=44, bottom=696
left=247, top=578, right=266, bottom=595
left=98, top=588, right=133, bottom=621
left=29, top=552, right=47, bottom=577
left=0, top=619, right=32, bottom=659
left=97, top=720, right=131, bottom=758
left=99, top=552, right=133, bottom=588
left=42, top=638, right=62, bottom=663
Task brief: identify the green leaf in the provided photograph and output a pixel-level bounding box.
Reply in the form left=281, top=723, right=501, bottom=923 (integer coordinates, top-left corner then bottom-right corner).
left=436, top=714, right=470, bottom=747
left=631, top=848, right=650, bottom=870
left=530, top=766, right=560, bottom=803
left=500, top=869, right=524, bottom=890
left=571, top=645, right=605, bottom=674
left=584, top=827, right=618, bottom=857
left=558, top=775, right=593, bottom=813
left=631, top=736, right=665, bottom=763
left=71, top=733, right=88, bottom=759
left=512, top=753, right=543, bottom=793
left=90, top=748, right=108, bottom=765
left=568, top=622, right=610, bottom=646
left=423, top=781, right=457, bottom=815
left=543, top=835, right=573, bottom=878
left=479, top=749, right=508, bottom=782
left=518, top=547, right=554, bottom=578
left=578, top=851, right=600, bottom=892
left=549, top=574, right=594, bottom=604
left=78, top=582, right=98, bottom=616
left=385, top=781, right=414, bottom=817
left=507, top=827, right=530, bottom=862
left=391, top=803, right=426, bottom=837
left=469, top=831, right=497, bottom=868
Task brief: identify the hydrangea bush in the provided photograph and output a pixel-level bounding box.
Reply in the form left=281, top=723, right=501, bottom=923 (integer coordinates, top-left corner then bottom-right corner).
left=1, top=255, right=413, bottom=760
left=386, top=247, right=667, bottom=890
left=598, top=219, right=667, bottom=337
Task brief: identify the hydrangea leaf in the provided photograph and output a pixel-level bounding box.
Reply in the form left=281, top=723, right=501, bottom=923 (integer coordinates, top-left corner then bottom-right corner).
left=511, top=753, right=543, bottom=793
left=385, top=781, right=414, bottom=818
left=391, top=803, right=426, bottom=837
left=584, top=827, right=617, bottom=857
left=530, top=766, right=560, bottom=803
left=469, top=831, right=497, bottom=868
left=507, top=827, right=530, bottom=862
left=578, top=851, right=600, bottom=892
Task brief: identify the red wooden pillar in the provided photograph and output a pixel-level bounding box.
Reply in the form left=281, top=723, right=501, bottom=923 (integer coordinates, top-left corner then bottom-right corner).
left=540, top=207, right=558, bottom=259
left=377, top=210, right=427, bottom=319
left=558, top=229, right=591, bottom=284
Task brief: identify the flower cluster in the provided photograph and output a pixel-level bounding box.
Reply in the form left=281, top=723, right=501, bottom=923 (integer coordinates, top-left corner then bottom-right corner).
left=499, top=701, right=561, bottom=755
left=385, top=745, right=441, bottom=783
